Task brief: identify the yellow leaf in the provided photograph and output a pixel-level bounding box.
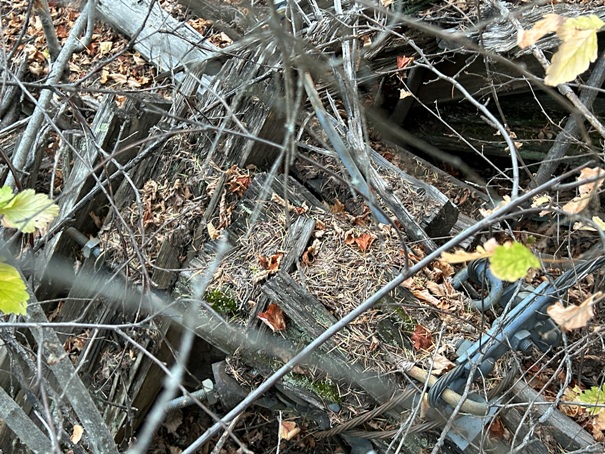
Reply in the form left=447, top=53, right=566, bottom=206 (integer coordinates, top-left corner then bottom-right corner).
left=545, top=15, right=605, bottom=86
left=0, top=260, right=29, bottom=315
left=517, top=14, right=565, bottom=48
left=479, top=196, right=511, bottom=218
left=441, top=238, right=498, bottom=264
left=547, top=292, right=601, bottom=331
left=489, top=242, right=540, bottom=282
left=0, top=189, right=59, bottom=233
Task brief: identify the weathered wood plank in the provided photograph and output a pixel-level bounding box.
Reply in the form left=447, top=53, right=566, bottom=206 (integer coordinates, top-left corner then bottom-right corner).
left=506, top=381, right=601, bottom=452
left=37, top=96, right=168, bottom=300
left=371, top=150, right=459, bottom=239
left=261, top=273, right=409, bottom=418
left=96, top=0, right=218, bottom=80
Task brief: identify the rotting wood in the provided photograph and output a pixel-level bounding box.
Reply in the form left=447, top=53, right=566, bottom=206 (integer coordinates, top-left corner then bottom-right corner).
left=39, top=244, right=178, bottom=444
left=505, top=380, right=602, bottom=452
left=280, top=216, right=316, bottom=273
left=152, top=225, right=190, bottom=290
left=261, top=273, right=408, bottom=418
left=187, top=36, right=285, bottom=169
left=14, top=2, right=602, bottom=453
left=371, top=150, right=459, bottom=239
left=37, top=95, right=168, bottom=300
left=6, top=267, right=119, bottom=454
left=228, top=172, right=324, bottom=240
left=0, top=386, right=53, bottom=453
left=109, top=65, right=207, bottom=218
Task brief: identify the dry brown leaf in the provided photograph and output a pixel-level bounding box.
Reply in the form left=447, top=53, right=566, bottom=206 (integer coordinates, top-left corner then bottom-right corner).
left=574, top=215, right=605, bottom=232
left=99, top=41, right=113, bottom=55
left=258, top=303, right=286, bottom=332
left=207, top=222, right=219, bottom=240
left=411, top=289, right=441, bottom=306
left=108, top=73, right=128, bottom=84
left=488, top=417, right=507, bottom=440
left=127, top=77, right=141, bottom=88
left=561, top=386, right=582, bottom=417
left=163, top=409, right=183, bottom=435
left=354, top=233, right=374, bottom=252
left=302, top=239, right=320, bottom=266
left=432, top=260, right=455, bottom=279
left=562, top=195, right=591, bottom=215
left=479, top=196, right=511, bottom=218
left=547, top=292, right=601, bottom=331
left=100, top=69, right=109, bottom=84
left=344, top=229, right=355, bottom=245
left=426, top=281, right=446, bottom=297
left=593, top=411, right=605, bottom=433
left=279, top=420, right=301, bottom=440
left=270, top=192, right=301, bottom=213
left=411, top=325, right=433, bottom=351
left=70, top=425, right=84, bottom=444
left=258, top=253, right=283, bottom=272
left=431, top=354, right=455, bottom=375
left=397, top=55, right=414, bottom=70
left=578, top=167, right=605, bottom=196
left=329, top=198, right=346, bottom=214
left=228, top=175, right=252, bottom=196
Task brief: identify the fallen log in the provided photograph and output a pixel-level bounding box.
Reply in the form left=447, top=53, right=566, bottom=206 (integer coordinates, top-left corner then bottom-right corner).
left=96, top=0, right=219, bottom=79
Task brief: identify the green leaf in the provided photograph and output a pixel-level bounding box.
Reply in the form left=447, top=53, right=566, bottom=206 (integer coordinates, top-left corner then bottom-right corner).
left=0, top=189, right=59, bottom=233
left=577, top=384, right=605, bottom=415
left=489, top=242, right=540, bottom=282
left=0, top=260, right=28, bottom=315
left=0, top=186, right=14, bottom=210
left=545, top=15, right=605, bottom=86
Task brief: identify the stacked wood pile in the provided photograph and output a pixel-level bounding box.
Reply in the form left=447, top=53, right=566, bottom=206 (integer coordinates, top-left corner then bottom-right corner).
left=1, top=0, right=605, bottom=453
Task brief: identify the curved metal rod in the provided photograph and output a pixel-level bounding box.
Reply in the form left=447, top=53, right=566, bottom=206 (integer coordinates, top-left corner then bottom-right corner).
left=454, top=260, right=504, bottom=312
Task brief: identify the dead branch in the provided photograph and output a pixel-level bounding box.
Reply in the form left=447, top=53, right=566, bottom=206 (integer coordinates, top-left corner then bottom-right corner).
left=5, top=3, right=91, bottom=189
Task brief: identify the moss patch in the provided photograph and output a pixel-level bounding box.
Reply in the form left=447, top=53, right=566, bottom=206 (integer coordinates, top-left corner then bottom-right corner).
left=287, top=373, right=341, bottom=404
left=205, top=289, right=237, bottom=315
